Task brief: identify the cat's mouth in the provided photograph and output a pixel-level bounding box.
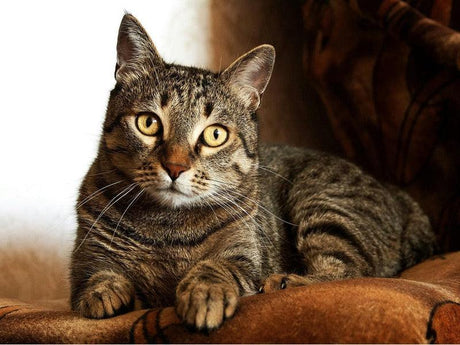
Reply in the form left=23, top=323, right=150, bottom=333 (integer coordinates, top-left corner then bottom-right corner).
left=148, top=183, right=200, bottom=208
left=157, top=183, right=190, bottom=197
left=142, top=178, right=201, bottom=207
left=165, top=185, right=188, bottom=196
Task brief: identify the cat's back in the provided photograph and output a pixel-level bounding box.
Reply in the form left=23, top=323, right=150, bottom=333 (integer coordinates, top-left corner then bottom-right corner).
left=258, top=143, right=360, bottom=191
left=258, top=143, right=435, bottom=273
left=258, top=143, right=366, bottom=222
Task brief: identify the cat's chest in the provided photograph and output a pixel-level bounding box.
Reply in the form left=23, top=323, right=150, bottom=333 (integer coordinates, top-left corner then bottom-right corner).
left=117, top=240, right=202, bottom=306
left=126, top=242, right=198, bottom=279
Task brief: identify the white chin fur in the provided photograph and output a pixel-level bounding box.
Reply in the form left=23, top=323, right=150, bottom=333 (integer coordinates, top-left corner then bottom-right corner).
left=147, top=188, right=201, bottom=208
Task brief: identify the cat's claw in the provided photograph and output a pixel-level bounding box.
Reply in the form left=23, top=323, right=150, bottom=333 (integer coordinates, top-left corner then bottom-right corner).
left=176, top=282, right=238, bottom=331
left=76, top=272, right=134, bottom=319
left=259, top=273, right=313, bottom=293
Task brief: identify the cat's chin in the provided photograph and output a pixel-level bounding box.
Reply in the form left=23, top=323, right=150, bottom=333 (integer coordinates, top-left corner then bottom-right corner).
left=147, top=188, right=202, bottom=209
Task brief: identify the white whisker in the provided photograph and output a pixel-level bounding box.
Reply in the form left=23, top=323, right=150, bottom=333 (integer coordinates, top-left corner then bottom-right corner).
left=111, top=188, right=145, bottom=244
left=208, top=177, right=298, bottom=227
left=74, top=183, right=137, bottom=253
left=258, top=165, right=294, bottom=185
left=77, top=180, right=123, bottom=209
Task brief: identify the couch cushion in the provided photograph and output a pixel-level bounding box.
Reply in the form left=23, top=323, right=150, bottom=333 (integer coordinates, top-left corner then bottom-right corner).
left=1, top=252, right=459, bottom=343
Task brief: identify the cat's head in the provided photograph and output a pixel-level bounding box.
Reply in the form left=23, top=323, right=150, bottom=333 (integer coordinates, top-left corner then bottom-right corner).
left=101, top=14, right=275, bottom=208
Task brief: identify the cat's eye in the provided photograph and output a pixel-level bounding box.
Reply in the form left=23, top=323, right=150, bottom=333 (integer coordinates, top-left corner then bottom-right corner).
left=202, top=125, right=228, bottom=147
left=136, top=112, right=161, bottom=136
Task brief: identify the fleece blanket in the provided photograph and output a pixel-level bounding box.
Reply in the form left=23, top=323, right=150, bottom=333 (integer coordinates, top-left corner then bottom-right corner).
left=0, top=252, right=459, bottom=343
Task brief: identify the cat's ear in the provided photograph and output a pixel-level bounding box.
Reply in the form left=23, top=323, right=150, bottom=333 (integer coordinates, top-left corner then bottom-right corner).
left=221, top=45, right=275, bottom=111
left=115, top=13, right=164, bottom=83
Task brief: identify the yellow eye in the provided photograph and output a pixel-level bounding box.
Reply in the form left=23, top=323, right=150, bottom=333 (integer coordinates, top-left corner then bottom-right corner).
left=202, top=125, right=228, bottom=147
left=135, top=113, right=161, bottom=136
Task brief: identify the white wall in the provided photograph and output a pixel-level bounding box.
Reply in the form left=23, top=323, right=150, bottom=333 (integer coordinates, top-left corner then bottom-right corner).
left=0, top=0, right=211, bottom=255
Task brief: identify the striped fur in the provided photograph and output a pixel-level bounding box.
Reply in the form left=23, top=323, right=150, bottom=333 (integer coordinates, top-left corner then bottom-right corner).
left=70, top=14, right=436, bottom=331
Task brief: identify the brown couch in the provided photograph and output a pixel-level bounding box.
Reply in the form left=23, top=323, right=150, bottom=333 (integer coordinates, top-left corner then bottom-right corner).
left=1, top=0, right=459, bottom=343
left=0, top=252, right=459, bottom=343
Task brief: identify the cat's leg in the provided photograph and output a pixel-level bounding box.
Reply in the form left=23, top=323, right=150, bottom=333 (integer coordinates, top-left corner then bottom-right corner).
left=176, top=259, right=255, bottom=331
left=259, top=177, right=436, bottom=294
left=261, top=161, right=401, bottom=293
left=72, top=270, right=135, bottom=318
left=260, top=230, right=369, bottom=293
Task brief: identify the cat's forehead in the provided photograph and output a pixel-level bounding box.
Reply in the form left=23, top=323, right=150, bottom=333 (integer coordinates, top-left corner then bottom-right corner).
left=160, top=65, right=219, bottom=102
left=163, top=65, right=217, bottom=87
left=143, top=65, right=230, bottom=121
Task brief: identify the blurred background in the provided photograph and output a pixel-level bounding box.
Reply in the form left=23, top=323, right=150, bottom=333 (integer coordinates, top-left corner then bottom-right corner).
left=0, top=0, right=330, bottom=301
left=0, top=2, right=211, bottom=249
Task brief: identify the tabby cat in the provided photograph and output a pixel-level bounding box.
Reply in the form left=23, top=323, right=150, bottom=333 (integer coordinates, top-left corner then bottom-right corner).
left=70, top=14, right=436, bottom=331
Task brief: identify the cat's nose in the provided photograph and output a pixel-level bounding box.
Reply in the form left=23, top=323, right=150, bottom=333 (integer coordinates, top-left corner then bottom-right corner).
left=163, top=162, right=190, bottom=181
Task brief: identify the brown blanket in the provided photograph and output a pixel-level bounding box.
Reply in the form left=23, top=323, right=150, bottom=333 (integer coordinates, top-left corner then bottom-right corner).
left=1, top=252, right=459, bottom=343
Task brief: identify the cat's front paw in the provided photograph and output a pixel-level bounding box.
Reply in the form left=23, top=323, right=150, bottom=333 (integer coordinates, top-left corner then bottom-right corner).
left=75, top=271, right=135, bottom=319
left=176, top=281, right=238, bottom=331
left=259, top=273, right=314, bottom=294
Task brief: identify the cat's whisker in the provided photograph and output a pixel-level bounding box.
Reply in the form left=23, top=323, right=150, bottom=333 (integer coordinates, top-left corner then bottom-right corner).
left=86, top=166, right=141, bottom=178
left=230, top=189, right=299, bottom=227
left=74, top=183, right=137, bottom=253
left=206, top=194, right=248, bottom=231
left=202, top=199, right=219, bottom=223
left=215, top=192, right=285, bottom=253
left=86, top=169, right=117, bottom=177
left=207, top=190, right=261, bottom=230
left=206, top=180, right=277, bottom=228
left=77, top=180, right=123, bottom=209
left=258, top=165, right=294, bottom=185
left=215, top=193, right=263, bottom=236
left=208, top=180, right=301, bottom=250
left=208, top=177, right=299, bottom=227
left=209, top=190, right=281, bottom=250
left=111, top=188, right=145, bottom=244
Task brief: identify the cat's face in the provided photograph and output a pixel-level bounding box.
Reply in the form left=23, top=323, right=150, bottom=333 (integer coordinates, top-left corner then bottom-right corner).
left=101, top=15, right=274, bottom=208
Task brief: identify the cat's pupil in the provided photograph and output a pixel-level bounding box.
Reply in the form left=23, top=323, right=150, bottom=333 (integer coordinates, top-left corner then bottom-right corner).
left=213, top=129, right=220, bottom=139
left=146, top=117, right=153, bottom=127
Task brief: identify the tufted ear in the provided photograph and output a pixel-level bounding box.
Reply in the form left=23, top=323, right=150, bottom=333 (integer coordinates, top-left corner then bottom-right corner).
left=115, top=13, right=164, bottom=82
left=220, top=45, right=275, bottom=111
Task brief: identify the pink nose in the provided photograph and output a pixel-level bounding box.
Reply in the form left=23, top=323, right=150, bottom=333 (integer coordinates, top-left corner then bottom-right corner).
left=163, top=162, right=189, bottom=181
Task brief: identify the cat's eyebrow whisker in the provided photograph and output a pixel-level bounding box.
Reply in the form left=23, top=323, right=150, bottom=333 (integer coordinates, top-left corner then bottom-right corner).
left=77, top=180, right=123, bottom=209
left=74, top=183, right=137, bottom=253
left=111, top=188, right=145, bottom=244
